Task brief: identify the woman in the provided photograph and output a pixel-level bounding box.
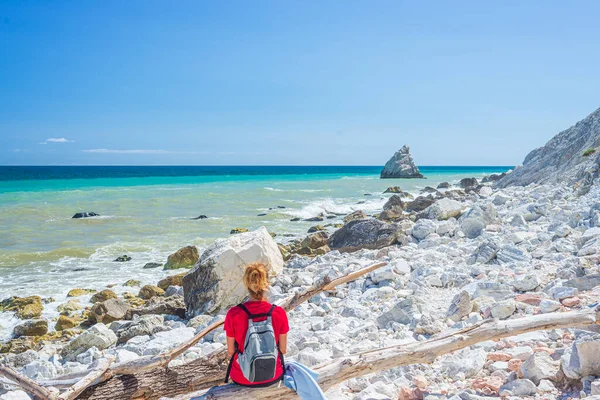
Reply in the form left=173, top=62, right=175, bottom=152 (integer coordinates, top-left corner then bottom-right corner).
left=224, top=262, right=289, bottom=386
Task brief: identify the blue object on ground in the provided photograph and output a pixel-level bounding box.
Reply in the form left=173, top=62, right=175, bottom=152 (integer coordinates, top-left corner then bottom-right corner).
left=283, top=361, right=327, bottom=400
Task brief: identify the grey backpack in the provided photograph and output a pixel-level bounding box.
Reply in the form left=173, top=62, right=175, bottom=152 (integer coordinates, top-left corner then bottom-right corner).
left=225, top=303, right=284, bottom=383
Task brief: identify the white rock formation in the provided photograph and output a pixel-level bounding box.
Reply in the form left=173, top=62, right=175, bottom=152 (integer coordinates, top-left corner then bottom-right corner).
left=183, top=226, right=284, bottom=316
left=380, top=145, right=424, bottom=179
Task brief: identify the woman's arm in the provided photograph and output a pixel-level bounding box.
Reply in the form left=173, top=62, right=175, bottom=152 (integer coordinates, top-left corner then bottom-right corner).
left=227, top=336, right=236, bottom=357
left=278, top=334, right=287, bottom=354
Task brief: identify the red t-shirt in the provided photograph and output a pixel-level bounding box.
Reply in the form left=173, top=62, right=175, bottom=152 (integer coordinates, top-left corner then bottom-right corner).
left=224, top=300, right=290, bottom=385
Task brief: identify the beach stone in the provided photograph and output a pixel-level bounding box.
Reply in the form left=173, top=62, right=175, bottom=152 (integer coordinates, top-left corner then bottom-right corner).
left=562, top=332, right=600, bottom=379
left=469, top=240, right=499, bottom=264
left=460, top=218, right=485, bottom=239
left=547, top=285, right=578, bottom=300
left=379, top=195, right=405, bottom=221
left=90, top=290, right=117, bottom=303
left=437, top=182, right=451, bottom=189
left=512, top=274, right=540, bottom=291
left=138, top=285, right=165, bottom=300
left=539, top=299, right=561, bottom=313
left=499, top=379, right=537, bottom=397
left=412, top=219, right=436, bottom=241
left=89, top=298, right=131, bottom=324
left=422, top=198, right=463, bottom=220
left=515, top=294, right=542, bottom=306
left=376, top=297, right=422, bottom=327
left=183, top=226, right=283, bottom=316
left=72, top=212, right=99, bottom=219
left=164, top=286, right=183, bottom=297
left=344, top=210, right=367, bottom=223
left=67, top=288, right=96, bottom=297
left=328, top=218, right=401, bottom=253
left=301, top=231, right=329, bottom=249
left=565, top=274, right=600, bottom=291
left=55, top=315, right=79, bottom=331
left=164, top=245, right=199, bottom=270
left=116, top=314, right=166, bottom=344
left=562, top=297, right=581, bottom=307
left=127, top=295, right=186, bottom=319
left=459, top=177, right=478, bottom=189
left=0, top=296, right=43, bottom=319
left=521, top=352, right=559, bottom=384
left=307, top=225, right=325, bottom=233
left=490, top=299, right=516, bottom=320
left=157, top=273, right=186, bottom=290
left=406, top=196, right=435, bottom=213
left=143, top=262, right=162, bottom=269
left=123, top=279, right=141, bottom=287
left=443, top=348, right=486, bottom=378
left=492, top=194, right=510, bottom=205
left=447, top=290, right=472, bottom=322
left=380, top=145, right=424, bottom=179
left=61, top=323, right=117, bottom=361
left=510, top=215, right=527, bottom=227
left=496, top=245, right=529, bottom=264
left=13, top=319, right=48, bottom=337
left=463, top=281, right=512, bottom=300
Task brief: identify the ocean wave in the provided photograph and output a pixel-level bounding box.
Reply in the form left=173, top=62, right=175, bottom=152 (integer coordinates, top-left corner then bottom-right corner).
left=264, top=187, right=285, bottom=192
left=287, top=197, right=388, bottom=219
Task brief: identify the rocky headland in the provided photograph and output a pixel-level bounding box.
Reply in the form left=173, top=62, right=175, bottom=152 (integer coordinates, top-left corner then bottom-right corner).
left=3, top=109, right=600, bottom=399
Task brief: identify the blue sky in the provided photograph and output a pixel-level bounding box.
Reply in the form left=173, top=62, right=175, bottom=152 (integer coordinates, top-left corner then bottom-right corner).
left=1, top=1, right=600, bottom=166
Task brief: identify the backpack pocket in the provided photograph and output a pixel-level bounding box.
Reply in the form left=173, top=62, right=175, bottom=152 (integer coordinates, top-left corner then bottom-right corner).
left=249, top=353, right=277, bottom=382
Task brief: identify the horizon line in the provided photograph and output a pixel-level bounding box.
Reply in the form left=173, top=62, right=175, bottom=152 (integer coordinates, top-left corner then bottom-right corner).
left=0, top=164, right=516, bottom=168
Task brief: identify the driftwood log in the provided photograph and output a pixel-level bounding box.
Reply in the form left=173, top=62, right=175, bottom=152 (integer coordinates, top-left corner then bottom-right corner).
left=0, top=262, right=387, bottom=400
left=174, top=304, right=600, bottom=399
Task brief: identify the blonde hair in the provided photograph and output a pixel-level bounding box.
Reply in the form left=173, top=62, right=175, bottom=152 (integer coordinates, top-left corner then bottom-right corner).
left=243, top=262, right=270, bottom=300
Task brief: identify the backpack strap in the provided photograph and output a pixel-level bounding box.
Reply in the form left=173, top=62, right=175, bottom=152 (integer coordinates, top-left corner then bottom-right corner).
left=224, top=342, right=238, bottom=384
left=237, top=303, right=277, bottom=319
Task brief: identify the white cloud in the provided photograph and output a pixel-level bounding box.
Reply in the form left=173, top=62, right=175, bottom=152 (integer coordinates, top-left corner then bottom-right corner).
left=83, top=149, right=172, bottom=154
left=40, top=138, right=74, bottom=144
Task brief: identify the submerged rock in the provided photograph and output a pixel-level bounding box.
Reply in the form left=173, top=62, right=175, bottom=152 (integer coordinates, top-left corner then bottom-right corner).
left=328, top=218, right=401, bottom=253
left=183, top=226, right=284, bottom=317
left=72, top=212, right=99, bottom=219
left=142, top=262, right=162, bottom=269
left=0, top=296, right=43, bottom=319
left=230, top=228, right=249, bottom=234
left=380, top=145, right=424, bottom=179
left=114, top=255, right=132, bottom=262
left=163, top=245, right=199, bottom=270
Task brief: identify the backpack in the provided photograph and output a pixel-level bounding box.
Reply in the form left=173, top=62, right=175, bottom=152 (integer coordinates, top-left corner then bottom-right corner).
left=224, top=303, right=285, bottom=384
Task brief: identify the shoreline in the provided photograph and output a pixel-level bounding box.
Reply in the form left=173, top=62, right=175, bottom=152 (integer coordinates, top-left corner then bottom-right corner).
left=6, top=169, right=598, bottom=399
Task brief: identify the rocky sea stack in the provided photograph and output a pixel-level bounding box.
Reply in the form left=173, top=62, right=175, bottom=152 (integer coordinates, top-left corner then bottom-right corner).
left=380, top=145, right=425, bottom=179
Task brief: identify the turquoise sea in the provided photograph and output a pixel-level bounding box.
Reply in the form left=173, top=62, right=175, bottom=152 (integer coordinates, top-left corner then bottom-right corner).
left=0, top=165, right=510, bottom=340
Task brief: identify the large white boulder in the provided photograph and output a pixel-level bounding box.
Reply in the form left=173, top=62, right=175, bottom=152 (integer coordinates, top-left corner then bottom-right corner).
left=60, top=323, right=117, bottom=362
left=183, top=226, right=284, bottom=316
left=422, top=198, right=464, bottom=220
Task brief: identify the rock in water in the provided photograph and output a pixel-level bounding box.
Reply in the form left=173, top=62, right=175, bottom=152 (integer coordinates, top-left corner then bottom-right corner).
left=13, top=319, right=48, bottom=337
left=328, top=218, right=401, bottom=253
left=163, top=245, right=199, bottom=270
left=380, top=145, right=424, bottom=179
left=497, top=106, right=600, bottom=188
left=72, top=212, right=99, bottom=219
left=183, top=226, right=284, bottom=317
